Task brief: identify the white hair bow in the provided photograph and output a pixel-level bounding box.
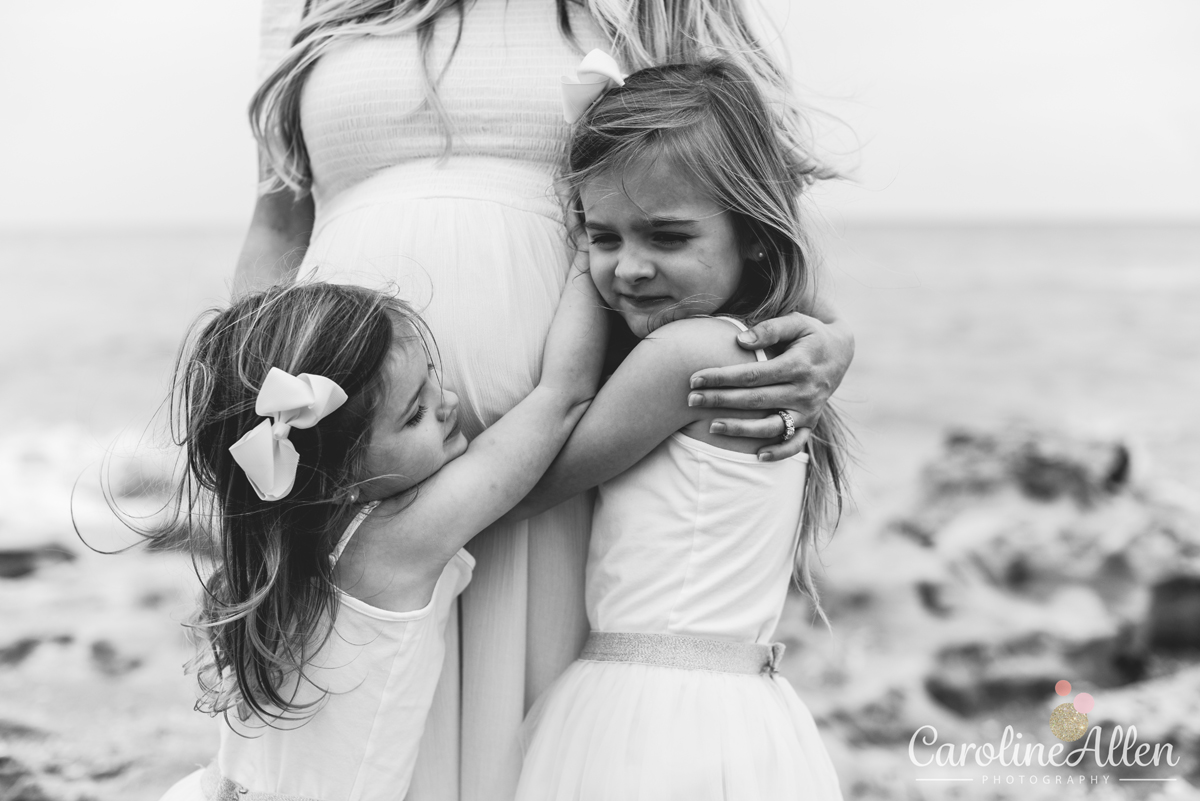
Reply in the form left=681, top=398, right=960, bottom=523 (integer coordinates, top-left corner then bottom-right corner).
left=228, top=367, right=349, bottom=502
left=561, top=49, right=626, bottom=124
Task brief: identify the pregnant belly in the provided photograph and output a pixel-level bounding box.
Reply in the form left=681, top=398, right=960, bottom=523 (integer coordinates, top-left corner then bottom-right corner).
left=301, top=159, right=571, bottom=438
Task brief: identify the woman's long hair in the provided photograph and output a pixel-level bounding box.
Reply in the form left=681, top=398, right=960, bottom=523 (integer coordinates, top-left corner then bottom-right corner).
left=566, top=60, right=848, bottom=624
left=250, top=0, right=819, bottom=194
left=151, top=282, right=423, bottom=722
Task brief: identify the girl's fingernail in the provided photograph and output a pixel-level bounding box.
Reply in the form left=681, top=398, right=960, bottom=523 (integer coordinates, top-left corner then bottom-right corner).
left=689, top=376, right=704, bottom=389
left=688, top=393, right=703, bottom=407
left=738, top=331, right=758, bottom=345
left=709, top=422, right=726, bottom=434
left=758, top=452, right=773, bottom=462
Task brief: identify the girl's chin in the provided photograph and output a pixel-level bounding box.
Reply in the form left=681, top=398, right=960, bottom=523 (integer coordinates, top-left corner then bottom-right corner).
left=623, top=314, right=653, bottom=339
left=445, top=431, right=469, bottom=459
left=620, top=308, right=697, bottom=338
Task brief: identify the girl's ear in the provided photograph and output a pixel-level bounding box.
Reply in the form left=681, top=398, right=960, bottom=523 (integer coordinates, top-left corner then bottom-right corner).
left=743, top=242, right=767, bottom=263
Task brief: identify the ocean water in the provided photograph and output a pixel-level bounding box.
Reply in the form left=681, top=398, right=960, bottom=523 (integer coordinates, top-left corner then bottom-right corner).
left=2, top=223, right=1198, bottom=518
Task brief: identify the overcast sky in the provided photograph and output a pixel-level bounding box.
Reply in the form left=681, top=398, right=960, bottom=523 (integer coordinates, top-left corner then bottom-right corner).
left=1, top=0, right=1196, bottom=230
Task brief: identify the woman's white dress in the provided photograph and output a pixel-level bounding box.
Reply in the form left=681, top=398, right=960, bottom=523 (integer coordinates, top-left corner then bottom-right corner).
left=257, top=2, right=607, bottom=799
left=515, top=322, right=844, bottom=800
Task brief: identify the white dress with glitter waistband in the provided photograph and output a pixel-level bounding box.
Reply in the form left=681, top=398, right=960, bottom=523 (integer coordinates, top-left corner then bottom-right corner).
left=515, top=318, right=844, bottom=801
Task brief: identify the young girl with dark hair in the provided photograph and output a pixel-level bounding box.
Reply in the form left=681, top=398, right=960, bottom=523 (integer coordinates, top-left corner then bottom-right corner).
left=510, top=58, right=848, bottom=799
left=156, top=275, right=602, bottom=800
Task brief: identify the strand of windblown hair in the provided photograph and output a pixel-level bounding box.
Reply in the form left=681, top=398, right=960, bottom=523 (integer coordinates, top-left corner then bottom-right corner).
left=585, top=0, right=826, bottom=181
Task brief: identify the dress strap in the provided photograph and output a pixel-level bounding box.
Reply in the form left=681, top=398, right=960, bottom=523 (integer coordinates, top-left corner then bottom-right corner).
left=330, top=501, right=381, bottom=568
left=713, top=316, right=768, bottom=363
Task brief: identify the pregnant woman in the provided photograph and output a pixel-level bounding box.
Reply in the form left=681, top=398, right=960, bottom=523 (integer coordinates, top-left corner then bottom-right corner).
left=236, top=2, right=855, bottom=799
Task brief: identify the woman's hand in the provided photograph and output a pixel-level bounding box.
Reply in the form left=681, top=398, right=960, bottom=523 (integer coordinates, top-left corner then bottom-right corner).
left=686, top=310, right=854, bottom=461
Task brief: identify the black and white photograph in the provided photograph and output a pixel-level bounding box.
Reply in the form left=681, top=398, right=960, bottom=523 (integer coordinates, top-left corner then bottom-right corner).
left=1, top=1, right=1197, bottom=799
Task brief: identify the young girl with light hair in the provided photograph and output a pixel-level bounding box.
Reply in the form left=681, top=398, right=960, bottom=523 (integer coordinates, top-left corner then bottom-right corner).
left=510, top=58, right=847, bottom=798
left=242, top=2, right=856, bottom=796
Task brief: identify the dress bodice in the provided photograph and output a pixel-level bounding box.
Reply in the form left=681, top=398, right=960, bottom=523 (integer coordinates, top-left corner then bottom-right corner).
left=586, top=430, right=810, bottom=644
left=217, top=528, right=474, bottom=798
left=299, top=0, right=607, bottom=206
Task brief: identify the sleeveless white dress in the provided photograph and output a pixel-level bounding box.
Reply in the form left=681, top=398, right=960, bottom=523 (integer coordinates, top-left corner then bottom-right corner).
left=515, top=320, right=844, bottom=800
left=159, top=506, right=475, bottom=801
left=258, top=2, right=608, bottom=799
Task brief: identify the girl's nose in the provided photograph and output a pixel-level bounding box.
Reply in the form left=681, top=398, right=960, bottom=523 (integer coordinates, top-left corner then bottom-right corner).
left=437, top=388, right=459, bottom=421
left=613, top=248, right=656, bottom=284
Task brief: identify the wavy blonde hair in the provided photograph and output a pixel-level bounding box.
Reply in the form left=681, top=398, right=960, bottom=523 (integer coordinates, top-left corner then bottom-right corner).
left=566, top=60, right=846, bottom=624
left=250, top=0, right=820, bottom=194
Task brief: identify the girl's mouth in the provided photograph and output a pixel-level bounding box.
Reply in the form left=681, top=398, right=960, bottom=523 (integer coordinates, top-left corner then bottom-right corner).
left=444, top=411, right=460, bottom=442
left=619, top=294, right=671, bottom=310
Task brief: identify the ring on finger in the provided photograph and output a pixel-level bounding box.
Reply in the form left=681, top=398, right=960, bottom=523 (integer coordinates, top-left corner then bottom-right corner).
left=776, top=410, right=796, bottom=442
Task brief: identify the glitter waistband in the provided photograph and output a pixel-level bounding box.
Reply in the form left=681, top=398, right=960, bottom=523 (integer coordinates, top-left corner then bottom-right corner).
left=202, top=762, right=325, bottom=801
left=579, top=631, right=785, bottom=676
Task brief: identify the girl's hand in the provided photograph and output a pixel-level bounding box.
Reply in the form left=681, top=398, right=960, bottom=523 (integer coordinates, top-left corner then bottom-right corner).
left=686, top=311, right=855, bottom=461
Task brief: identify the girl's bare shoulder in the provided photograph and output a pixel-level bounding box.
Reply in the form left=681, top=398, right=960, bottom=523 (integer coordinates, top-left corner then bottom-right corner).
left=637, top=316, right=760, bottom=371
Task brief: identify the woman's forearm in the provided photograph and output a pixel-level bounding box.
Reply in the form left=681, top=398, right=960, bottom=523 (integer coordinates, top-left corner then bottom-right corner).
left=232, top=185, right=315, bottom=297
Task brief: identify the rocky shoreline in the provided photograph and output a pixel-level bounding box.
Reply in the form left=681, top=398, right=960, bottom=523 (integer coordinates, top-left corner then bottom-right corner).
left=781, top=424, right=1200, bottom=799
left=2, top=422, right=1198, bottom=800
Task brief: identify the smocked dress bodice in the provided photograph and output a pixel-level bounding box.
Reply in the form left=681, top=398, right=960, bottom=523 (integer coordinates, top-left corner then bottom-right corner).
left=300, top=0, right=606, bottom=209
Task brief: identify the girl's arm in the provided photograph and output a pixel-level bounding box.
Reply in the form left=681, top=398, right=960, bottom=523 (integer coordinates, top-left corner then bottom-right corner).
left=384, top=266, right=607, bottom=566
left=687, top=293, right=854, bottom=461
left=231, top=161, right=314, bottom=297
left=503, top=316, right=757, bottom=522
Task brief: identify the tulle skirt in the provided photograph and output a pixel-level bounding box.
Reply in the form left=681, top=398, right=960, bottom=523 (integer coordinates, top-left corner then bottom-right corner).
left=157, top=768, right=204, bottom=801
left=515, top=659, right=844, bottom=801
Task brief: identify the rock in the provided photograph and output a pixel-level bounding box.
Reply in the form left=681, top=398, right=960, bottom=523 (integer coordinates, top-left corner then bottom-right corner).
left=0, top=638, right=41, bottom=667
left=1086, top=664, right=1200, bottom=785
left=925, top=634, right=1069, bottom=716
left=827, top=687, right=913, bottom=746
left=888, top=424, right=1200, bottom=617
left=89, top=639, right=142, bottom=677
left=0, top=756, right=51, bottom=801
left=1148, top=577, right=1200, bottom=651
left=926, top=424, right=1131, bottom=508
left=0, top=546, right=75, bottom=579
left=0, top=718, right=48, bottom=740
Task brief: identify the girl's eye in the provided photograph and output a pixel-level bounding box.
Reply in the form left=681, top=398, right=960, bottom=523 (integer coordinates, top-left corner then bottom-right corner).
left=406, top=405, right=427, bottom=428
left=653, top=233, right=691, bottom=246
left=588, top=233, right=619, bottom=249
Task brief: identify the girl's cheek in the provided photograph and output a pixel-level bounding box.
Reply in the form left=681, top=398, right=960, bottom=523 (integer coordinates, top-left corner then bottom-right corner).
left=586, top=263, right=610, bottom=297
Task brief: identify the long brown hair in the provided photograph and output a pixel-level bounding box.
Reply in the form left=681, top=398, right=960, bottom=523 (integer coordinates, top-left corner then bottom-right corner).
left=250, top=0, right=817, bottom=195
left=153, top=282, right=425, bottom=721
left=566, top=60, right=847, bottom=623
